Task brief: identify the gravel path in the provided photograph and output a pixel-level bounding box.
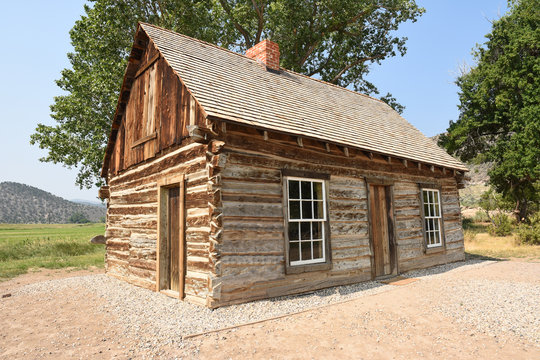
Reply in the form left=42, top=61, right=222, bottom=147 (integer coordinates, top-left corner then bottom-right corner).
left=14, top=259, right=539, bottom=352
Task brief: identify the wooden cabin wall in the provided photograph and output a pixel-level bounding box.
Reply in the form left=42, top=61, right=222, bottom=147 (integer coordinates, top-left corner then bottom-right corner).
left=108, top=40, right=207, bottom=176
left=207, top=125, right=464, bottom=307
left=394, top=179, right=464, bottom=272
left=105, top=139, right=213, bottom=304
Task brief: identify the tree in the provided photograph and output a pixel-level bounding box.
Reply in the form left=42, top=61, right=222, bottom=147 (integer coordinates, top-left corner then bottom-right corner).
left=31, top=0, right=423, bottom=188
left=439, top=0, right=540, bottom=222
left=68, top=212, right=91, bottom=224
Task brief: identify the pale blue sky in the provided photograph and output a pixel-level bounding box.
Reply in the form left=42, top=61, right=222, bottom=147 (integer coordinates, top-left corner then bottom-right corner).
left=0, top=0, right=508, bottom=202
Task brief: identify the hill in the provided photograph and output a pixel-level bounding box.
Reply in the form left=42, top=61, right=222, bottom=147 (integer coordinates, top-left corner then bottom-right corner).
left=0, top=182, right=106, bottom=224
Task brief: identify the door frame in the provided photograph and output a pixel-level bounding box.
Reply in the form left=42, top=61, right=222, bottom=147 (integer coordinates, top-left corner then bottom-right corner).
left=156, top=174, right=185, bottom=299
left=365, top=178, right=398, bottom=279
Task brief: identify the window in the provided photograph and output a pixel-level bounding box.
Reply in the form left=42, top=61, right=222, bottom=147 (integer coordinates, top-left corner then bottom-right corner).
left=422, top=189, right=442, bottom=247
left=286, top=178, right=327, bottom=265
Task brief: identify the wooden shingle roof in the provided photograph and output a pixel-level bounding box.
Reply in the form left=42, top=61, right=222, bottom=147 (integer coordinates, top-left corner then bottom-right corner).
left=138, top=23, right=467, bottom=171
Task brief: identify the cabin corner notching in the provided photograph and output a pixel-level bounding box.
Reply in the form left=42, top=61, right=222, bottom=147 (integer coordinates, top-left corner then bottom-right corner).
left=100, top=22, right=468, bottom=308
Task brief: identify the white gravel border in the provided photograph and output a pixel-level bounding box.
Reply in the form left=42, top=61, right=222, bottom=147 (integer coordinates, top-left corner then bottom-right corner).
left=14, top=259, right=501, bottom=347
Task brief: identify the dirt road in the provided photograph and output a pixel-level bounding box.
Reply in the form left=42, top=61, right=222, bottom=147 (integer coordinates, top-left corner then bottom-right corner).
left=1, top=261, right=538, bottom=359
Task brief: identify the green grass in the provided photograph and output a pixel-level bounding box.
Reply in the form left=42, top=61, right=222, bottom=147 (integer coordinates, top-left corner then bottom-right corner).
left=0, top=223, right=105, bottom=280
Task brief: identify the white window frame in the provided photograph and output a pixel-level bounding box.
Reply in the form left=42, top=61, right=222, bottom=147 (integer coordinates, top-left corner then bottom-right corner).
left=285, top=177, right=327, bottom=266
left=422, top=188, right=443, bottom=248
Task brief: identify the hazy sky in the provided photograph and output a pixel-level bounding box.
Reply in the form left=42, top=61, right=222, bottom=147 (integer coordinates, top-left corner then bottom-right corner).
left=0, top=0, right=508, bottom=202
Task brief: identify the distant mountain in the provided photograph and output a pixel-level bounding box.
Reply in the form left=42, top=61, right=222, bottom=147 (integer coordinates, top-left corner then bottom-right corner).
left=0, top=182, right=106, bottom=224
left=71, top=199, right=106, bottom=207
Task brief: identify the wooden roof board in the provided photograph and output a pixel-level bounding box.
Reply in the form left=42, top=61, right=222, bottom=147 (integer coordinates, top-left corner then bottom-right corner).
left=140, top=23, right=467, bottom=172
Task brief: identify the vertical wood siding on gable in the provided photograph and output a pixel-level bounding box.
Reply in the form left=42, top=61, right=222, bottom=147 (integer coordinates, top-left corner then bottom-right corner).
left=108, top=40, right=206, bottom=176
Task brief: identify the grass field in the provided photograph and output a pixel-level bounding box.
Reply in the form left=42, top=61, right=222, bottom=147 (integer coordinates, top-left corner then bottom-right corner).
left=0, top=223, right=105, bottom=280
left=463, top=221, right=540, bottom=260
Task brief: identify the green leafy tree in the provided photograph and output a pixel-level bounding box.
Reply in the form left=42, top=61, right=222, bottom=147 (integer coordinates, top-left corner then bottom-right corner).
left=31, top=0, right=423, bottom=188
left=68, top=212, right=91, bottom=224
left=439, top=0, right=540, bottom=222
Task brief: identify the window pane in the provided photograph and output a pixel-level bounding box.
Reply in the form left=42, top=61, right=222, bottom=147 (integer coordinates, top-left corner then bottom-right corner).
left=312, top=221, right=322, bottom=240
left=290, top=201, right=300, bottom=219
left=289, top=180, right=299, bottom=199
left=313, top=201, right=324, bottom=219
left=313, top=241, right=323, bottom=259
left=301, top=222, right=311, bottom=240
left=289, top=241, right=299, bottom=262
left=434, top=203, right=440, bottom=217
left=424, top=203, right=430, bottom=217
left=423, top=191, right=428, bottom=204
left=425, top=219, right=430, bottom=232
left=428, top=191, right=433, bottom=204
left=433, top=191, right=439, bottom=205
left=288, top=222, right=299, bottom=241
left=301, top=241, right=312, bottom=261
left=301, top=181, right=312, bottom=199
left=313, top=182, right=323, bottom=200
left=428, top=231, right=433, bottom=245
left=302, top=201, right=313, bottom=219
left=434, top=219, right=440, bottom=232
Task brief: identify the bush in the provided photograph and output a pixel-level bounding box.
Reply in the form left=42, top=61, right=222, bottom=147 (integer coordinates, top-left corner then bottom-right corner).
left=462, top=217, right=473, bottom=229
left=517, top=213, right=540, bottom=245
left=487, top=213, right=514, bottom=236
left=473, top=210, right=490, bottom=223
left=68, top=212, right=90, bottom=224
left=463, top=229, right=476, bottom=243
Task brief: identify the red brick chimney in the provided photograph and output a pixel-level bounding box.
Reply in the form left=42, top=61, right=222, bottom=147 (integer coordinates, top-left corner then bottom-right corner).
left=246, top=40, right=280, bottom=71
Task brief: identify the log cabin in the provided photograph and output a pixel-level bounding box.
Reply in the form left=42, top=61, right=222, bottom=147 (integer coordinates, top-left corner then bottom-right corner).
left=99, top=23, right=468, bottom=308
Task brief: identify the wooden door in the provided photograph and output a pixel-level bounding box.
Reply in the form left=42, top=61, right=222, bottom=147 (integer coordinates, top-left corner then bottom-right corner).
left=168, top=186, right=181, bottom=292
left=157, top=175, right=185, bottom=299
left=369, top=185, right=392, bottom=277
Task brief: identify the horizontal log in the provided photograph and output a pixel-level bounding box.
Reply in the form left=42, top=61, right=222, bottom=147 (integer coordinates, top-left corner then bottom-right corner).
left=108, top=250, right=130, bottom=260
left=222, top=218, right=284, bottom=232
left=129, top=258, right=156, bottom=271
left=222, top=180, right=281, bottom=196
left=329, top=199, right=368, bottom=211
left=329, top=176, right=365, bottom=187
left=222, top=194, right=282, bottom=203
left=330, top=222, right=369, bottom=236
left=221, top=164, right=281, bottom=182
left=109, top=141, right=206, bottom=185
left=329, top=187, right=366, bottom=200
left=223, top=229, right=284, bottom=242
left=332, top=247, right=371, bottom=259
left=331, top=256, right=371, bottom=271
left=329, top=210, right=368, bottom=222
left=222, top=201, right=283, bottom=218
left=396, top=218, right=422, bottom=230
left=128, top=265, right=155, bottom=281
left=109, top=189, right=158, bottom=205
left=108, top=205, right=157, bottom=216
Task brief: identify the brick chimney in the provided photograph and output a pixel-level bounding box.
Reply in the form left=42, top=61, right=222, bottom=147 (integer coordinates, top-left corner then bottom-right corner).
left=246, top=40, right=280, bottom=71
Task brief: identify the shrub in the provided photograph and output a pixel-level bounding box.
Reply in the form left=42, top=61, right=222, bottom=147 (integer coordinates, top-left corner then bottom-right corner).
left=487, top=213, right=514, bottom=236
left=68, top=212, right=90, bottom=224
left=463, top=229, right=476, bottom=243
left=462, top=217, right=473, bottom=230
left=517, top=213, right=540, bottom=245
left=473, top=210, right=490, bottom=223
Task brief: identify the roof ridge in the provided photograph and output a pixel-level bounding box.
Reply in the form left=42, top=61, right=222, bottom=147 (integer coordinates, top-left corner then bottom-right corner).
left=139, top=22, right=257, bottom=63
left=139, top=22, right=387, bottom=107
